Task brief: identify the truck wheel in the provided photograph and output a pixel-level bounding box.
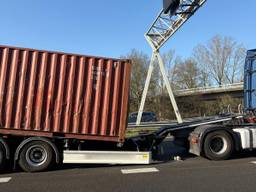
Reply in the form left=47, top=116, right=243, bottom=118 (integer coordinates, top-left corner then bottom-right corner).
left=0, top=144, right=6, bottom=171
left=18, top=141, right=54, bottom=172
left=203, top=131, right=233, bottom=160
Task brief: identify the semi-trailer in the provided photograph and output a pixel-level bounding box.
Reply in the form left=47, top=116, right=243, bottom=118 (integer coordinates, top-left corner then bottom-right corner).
left=0, top=45, right=255, bottom=172
left=0, top=0, right=255, bottom=173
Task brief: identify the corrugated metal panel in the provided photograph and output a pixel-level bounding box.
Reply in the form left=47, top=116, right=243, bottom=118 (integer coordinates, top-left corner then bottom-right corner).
left=0, top=45, right=131, bottom=142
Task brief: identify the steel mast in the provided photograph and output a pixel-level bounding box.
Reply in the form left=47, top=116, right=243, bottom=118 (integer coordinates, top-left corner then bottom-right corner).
left=136, top=0, right=207, bottom=125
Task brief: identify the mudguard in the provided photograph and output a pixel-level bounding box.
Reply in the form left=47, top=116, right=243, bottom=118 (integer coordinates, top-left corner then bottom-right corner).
left=14, top=137, right=60, bottom=163
left=189, top=125, right=240, bottom=156
left=0, top=138, right=10, bottom=159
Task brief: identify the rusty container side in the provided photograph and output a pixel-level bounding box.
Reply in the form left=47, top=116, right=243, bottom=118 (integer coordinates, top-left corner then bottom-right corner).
left=0, top=45, right=131, bottom=142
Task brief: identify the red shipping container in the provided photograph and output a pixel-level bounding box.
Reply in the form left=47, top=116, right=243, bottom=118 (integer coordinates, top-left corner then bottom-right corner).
left=0, top=45, right=131, bottom=142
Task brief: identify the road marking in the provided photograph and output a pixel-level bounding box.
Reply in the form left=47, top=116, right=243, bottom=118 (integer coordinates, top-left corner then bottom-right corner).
left=121, top=167, right=159, bottom=174
left=0, top=177, right=11, bottom=183
left=250, top=161, right=256, bottom=164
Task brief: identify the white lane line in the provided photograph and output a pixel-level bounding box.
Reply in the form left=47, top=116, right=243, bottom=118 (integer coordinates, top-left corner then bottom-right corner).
left=121, top=167, right=159, bottom=174
left=251, top=161, right=256, bottom=164
left=0, top=177, right=11, bottom=183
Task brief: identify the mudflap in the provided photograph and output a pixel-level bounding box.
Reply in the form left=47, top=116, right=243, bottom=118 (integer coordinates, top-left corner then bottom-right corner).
left=188, top=132, right=201, bottom=156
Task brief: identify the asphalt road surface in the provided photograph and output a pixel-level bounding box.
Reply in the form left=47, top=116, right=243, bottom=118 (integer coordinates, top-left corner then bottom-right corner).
left=1, top=152, right=256, bottom=192
left=1, top=139, right=256, bottom=192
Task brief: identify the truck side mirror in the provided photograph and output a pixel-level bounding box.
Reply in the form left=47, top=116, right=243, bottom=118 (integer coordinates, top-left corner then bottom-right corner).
left=163, top=0, right=181, bottom=15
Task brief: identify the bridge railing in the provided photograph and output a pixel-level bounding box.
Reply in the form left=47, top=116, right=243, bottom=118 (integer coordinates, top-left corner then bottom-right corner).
left=175, top=82, right=243, bottom=96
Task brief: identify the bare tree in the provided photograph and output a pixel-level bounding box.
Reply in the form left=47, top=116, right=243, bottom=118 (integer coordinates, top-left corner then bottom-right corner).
left=124, top=49, right=158, bottom=112
left=172, top=59, right=200, bottom=89
left=126, top=50, right=147, bottom=108
left=193, top=35, right=246, bottom=86
left=160, top=50, right=176, bottom=90
left=225, top=46, right=246, bottom=83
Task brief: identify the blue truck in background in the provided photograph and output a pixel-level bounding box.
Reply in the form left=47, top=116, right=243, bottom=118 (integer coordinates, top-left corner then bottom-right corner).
left=244, top=49, right=256, bottom=112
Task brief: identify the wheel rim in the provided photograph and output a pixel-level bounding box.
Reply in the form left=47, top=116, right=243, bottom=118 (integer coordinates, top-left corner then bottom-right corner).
left=25, top=145, right=48, bottom=167
left=209, top=136, right=228, bottom=155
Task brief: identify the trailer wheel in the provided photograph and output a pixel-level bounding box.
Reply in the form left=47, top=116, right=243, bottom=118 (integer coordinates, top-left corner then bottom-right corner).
left=18, top=141, right=54, bottom=172
left=203, top=131, right=233, bottom=160
left=0, top=143, right=6, bottom=171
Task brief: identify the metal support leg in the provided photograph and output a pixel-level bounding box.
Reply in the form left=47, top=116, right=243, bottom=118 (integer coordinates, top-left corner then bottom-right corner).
left=136, top=51, right=183, bottom=125
left=136, top=53, right=156, bottom=125
left=155, top=51, right=183, bottom=123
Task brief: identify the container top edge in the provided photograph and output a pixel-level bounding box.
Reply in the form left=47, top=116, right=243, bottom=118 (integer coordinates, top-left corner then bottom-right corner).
left=0, top=44, right=131, bottom=63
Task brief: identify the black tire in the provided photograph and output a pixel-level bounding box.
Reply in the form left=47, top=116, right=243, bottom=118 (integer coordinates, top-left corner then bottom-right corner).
left=0, top=143, right=6, bottom=172
left=18, top=141, right=54, bottom=172
left=203, top=131, right=233, bottom=160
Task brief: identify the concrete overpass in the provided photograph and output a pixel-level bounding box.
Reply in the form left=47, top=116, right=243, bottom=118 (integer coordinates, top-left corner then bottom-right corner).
left=174, top=83, right=244, bottom=100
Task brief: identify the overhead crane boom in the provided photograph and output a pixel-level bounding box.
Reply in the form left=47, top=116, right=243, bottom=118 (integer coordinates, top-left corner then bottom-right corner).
left=136, top=0, right=207, bottom=125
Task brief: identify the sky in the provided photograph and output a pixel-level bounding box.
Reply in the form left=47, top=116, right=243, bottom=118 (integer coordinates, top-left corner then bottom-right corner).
left=0, top=0, right=255, bottom=59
